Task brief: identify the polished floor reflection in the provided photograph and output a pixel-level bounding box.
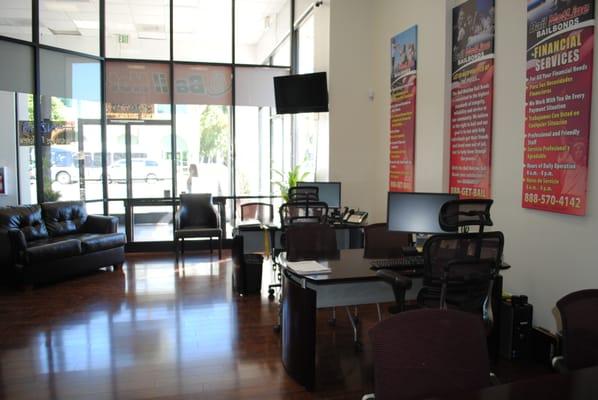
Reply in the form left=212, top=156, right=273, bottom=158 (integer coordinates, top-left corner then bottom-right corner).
left=0, top=252, right=378, bottom=399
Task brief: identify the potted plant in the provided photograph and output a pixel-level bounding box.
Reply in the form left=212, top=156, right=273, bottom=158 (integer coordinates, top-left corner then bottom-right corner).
left=273, top=165, right=309, bottom=202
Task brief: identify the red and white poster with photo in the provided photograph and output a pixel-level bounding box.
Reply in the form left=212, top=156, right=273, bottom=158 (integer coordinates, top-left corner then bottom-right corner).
left=389, top=26, right=417, bottom=192
left=449, top=0, right=495, bottom=199
left=522, top=0, right=594, bottom=215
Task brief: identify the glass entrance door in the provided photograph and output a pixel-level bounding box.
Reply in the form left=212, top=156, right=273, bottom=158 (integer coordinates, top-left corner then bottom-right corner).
left=106, top=121, right=173, bottom=243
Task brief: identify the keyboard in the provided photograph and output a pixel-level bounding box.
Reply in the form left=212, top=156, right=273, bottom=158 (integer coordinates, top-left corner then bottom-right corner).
left=370, top=256, right=425, bottom=270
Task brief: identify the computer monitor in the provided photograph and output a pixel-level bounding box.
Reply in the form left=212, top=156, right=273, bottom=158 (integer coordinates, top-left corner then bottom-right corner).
left=297, top=181, right=341, bottom=209
left=387, top=192, right=459, bottom=234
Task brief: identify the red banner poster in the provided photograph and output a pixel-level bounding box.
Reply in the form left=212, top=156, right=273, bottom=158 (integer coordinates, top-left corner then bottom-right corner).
left=449, top=0, right=495, bottom=199
left=522, top=0, right=594, bottom=216
left=389, top=26, right=417, bottom=192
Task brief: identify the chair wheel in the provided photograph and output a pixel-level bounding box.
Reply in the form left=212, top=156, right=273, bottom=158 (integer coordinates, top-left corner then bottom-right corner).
left=273, top=324, right=281, bottom=333
left=268, top=288, right=275, bottom=295
left=328, top=318, right=336, bottom=326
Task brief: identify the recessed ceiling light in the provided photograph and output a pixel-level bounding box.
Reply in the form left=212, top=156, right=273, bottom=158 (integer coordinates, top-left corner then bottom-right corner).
left=48, top=28, right=82, bottom=36
left=73, top=20, right=99, bottom=29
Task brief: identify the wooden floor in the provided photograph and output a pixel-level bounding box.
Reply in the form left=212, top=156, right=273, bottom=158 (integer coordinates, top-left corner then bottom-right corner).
left=0, top=251, right=552, bottom=400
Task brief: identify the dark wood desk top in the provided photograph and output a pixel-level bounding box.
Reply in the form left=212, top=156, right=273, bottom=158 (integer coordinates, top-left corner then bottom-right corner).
left=433, top=366, right=598, bottom=400
left=235, top=222, right=367, bottom=231
left=283, top=248, right=384, bottom=285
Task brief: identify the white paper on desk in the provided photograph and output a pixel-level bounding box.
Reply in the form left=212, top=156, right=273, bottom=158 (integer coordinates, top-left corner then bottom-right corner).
left=286, top=260, right=331, bottom=275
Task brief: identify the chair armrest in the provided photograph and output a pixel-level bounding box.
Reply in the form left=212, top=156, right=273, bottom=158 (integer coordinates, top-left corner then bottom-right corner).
left=552, top=356, right=568, bottom=373
left=83, top=215, right=119, bottom=234
left=376, top=269, right=412, bottom=313
left=489, top=372, right=500, bottom=385
left=376, top=269, right=412, bottom=290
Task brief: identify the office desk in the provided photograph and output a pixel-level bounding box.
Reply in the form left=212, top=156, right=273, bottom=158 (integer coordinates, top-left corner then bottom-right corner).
left=280, top=249, right=423, bottom=391
left=435, top=366, right=598, bottom=399
left=234, top=222, right=365, bottom=254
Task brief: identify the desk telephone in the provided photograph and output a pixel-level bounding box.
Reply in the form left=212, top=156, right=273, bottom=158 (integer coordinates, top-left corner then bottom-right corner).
left=341, top=207, right=368, bottom=224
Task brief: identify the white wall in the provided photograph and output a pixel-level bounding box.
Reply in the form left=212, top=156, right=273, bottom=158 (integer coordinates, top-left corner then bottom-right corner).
left=329, top=0, right=379, bottom=218
left=329, top=0, right=598, bottom=331
left=0, top=91, right=19, bottom=207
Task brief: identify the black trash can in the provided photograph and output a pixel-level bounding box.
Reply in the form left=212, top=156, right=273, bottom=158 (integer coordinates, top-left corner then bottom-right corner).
left=232, top=235, right=264, bottom=295
left=241, top=253, right=264, bottom=294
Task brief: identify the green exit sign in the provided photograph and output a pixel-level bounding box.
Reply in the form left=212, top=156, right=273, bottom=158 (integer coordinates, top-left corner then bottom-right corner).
left=118, top=34, right=128, bottom=44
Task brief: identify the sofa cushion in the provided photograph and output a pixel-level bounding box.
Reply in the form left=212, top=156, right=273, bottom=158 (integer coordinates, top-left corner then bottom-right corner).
left=42, top=201, right=88, bottom=237
left=0, top=205, right=49, bottom=241
left=78, top=233, right=126, bottom=253
left=25, top=239, right=81, bottom=264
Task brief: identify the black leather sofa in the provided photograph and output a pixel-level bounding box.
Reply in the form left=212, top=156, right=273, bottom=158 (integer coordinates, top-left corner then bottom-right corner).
left=0, top=201, right=126, bottom=287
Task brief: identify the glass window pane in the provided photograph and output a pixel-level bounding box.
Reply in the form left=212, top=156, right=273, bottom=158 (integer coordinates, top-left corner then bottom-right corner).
left=175, top=64, right=232, bottom=198
left=234, top=66, right=288, bottom=107
left=0, top=40, right=34, bottom=94
left=106, top=61, right=171, bottom=120
left=271, top=37, right=290, bottom=66
left=40, top=0, right=99, bottom=56
left=297, top=15, right=314, bottom=73
left=133, top=205, right=173, bottom=242
left=16, top=93, right=36, bottom=204
left=105, top=61, right=172, bottom=200
left=106, top=0, right=170, bottom=60
left=0, top=0, right=32, bottom=42
left=235, top=0, right=291, bottom=65
left=0, top=91, right=19, bottom=206
left=294, top=0, right=312, bottom=24
left=40, top=50, right=101, bottom=202
left=130, top=124, right=172, bottom=198
left=173, top=0, right=232, bottom=63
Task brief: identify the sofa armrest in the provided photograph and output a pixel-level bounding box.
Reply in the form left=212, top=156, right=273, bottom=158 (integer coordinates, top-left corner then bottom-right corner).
left=83, top=215, right=119, bottom=234
left=4, top=229, right=27, bottom=265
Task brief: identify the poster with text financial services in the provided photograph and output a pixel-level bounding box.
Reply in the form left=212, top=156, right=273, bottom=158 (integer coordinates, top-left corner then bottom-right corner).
left=522, top=0, right=594, bottom=216
left=389, top=26, right=417, bottom=192
left=449, top=0, right=495, bottom=199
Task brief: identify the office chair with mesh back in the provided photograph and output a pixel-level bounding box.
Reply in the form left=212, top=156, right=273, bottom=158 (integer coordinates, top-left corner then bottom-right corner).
left=279, top=200, right=328, bottom=228
left=240, top=202, right=274, bottom=224
left=268, top=201, right=329, bottom=301
left=439, top=198, right=493, bottom=233
left=378, top=232, right=504, bottom=332
left=363, top=308, right=491, bottom=400
left=552, top=289, right=598, bottom=372
left=288, top=186, right=319, bottom=202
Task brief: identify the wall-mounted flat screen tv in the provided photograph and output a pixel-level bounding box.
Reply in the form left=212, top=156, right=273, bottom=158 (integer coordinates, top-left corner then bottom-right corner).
left=274, top=72, right=329, bottom=114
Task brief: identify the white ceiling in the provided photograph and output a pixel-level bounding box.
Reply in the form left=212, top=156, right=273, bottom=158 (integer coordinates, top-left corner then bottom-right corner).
left=0, top=0, right=289, bottom=46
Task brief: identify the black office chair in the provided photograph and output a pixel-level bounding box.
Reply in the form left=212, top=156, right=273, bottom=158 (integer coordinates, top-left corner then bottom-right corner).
left=552, top=289, right=598, bottom=372
left=363, top=223, right=412, bottom=316
left=285, top=222, right=338, bottom=261
left=363, top=222, right=410, bottom=259
left=240, top=202, right=274, bottom=224
left=279, top=200, right=329, bottom=228
left=439, top=198, right=493, bottom=233
left=288, top=186, right=319, bottom=202
left=379, top=231, right=504, bottom=332
left=175, top=193, right=222, bottom=260
left=364, top=308, right=491, bottom=400
left=268, top=201, right=329, bottom=300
